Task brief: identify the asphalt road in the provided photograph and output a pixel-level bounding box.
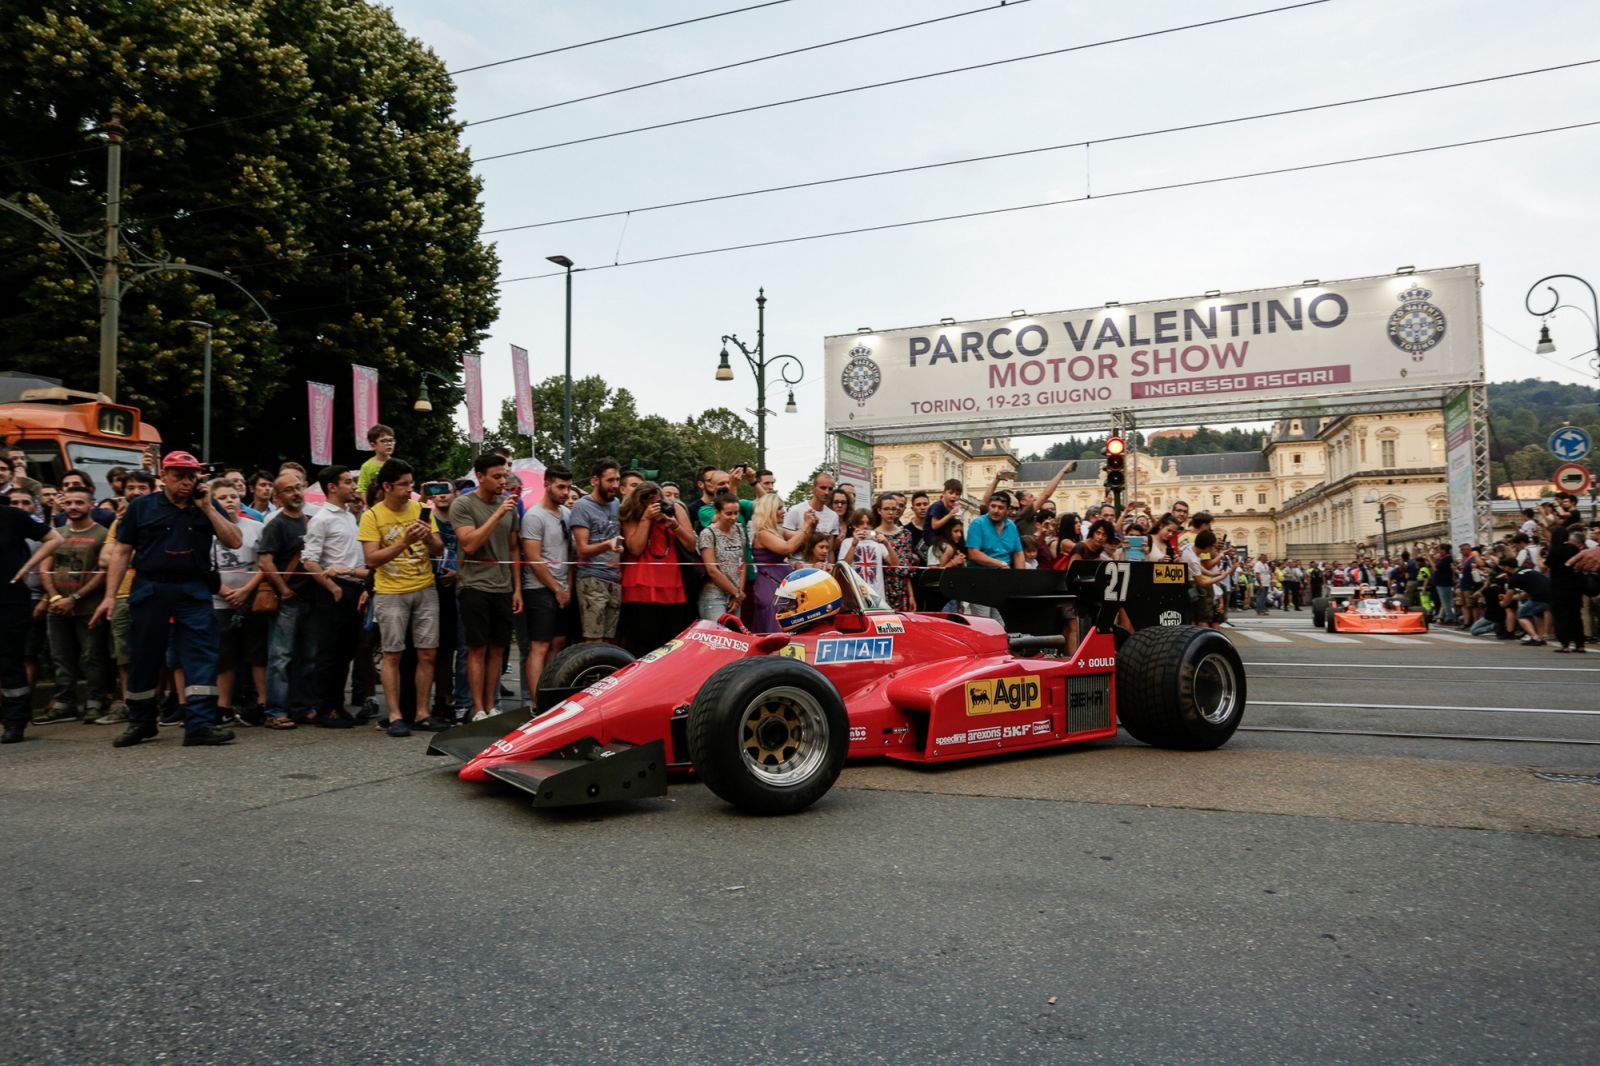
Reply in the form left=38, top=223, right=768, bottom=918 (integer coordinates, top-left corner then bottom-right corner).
left=3, top=623, right=1596, bottom=1065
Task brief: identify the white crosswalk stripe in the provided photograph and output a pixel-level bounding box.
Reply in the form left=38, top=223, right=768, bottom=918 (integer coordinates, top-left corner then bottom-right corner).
left=1419, top=631, right=1483, bottom=644
left=1365, top=634, right=1418, bottom=645
left=1300, top=631, right=1361, bottom=644
left=1230, top=630, right=1292, bottom=643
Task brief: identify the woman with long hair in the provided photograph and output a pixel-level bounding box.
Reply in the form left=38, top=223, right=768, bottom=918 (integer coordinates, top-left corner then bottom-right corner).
left=619, top=481, right=695, bottom=655
left=871, top=495, right=916, bottom=611
left=749, top=494, right=813, bottom=632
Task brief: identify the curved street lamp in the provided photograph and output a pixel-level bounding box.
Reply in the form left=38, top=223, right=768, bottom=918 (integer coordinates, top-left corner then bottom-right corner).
left=413, top=370, right=455, bottom=413
left=1525, top=274, right=1600, bottom=384
left=716, top=288, right=804, bottom=470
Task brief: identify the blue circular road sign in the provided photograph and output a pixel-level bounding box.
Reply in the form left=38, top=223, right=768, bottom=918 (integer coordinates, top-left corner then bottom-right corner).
left=1548, top=426, right=1592, bottom=462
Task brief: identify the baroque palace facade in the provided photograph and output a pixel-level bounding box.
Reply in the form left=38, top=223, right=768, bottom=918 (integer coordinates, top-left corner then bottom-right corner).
left=870, top=411, right=1450, bottom=559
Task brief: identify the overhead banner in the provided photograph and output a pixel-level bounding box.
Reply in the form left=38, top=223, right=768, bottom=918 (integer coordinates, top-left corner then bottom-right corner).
left=463, top=353, right=484, bottom=443
left=510, top=344, right=535, bottom=435
left=307, top=381, right=335, bottom=467
left=352, top=364, right=380, bottom=450
left=825, top=265, right=1483, bottom=436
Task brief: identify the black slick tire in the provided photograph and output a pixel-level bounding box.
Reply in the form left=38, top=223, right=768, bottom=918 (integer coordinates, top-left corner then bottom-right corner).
left=1311, top=597, right=1327, bottom=628
left=1114, top=625, right=1245, bottom=750
left=1325, top=609, right=1337, bottom=633
left=537, top=643, right=635, bottom=692
left=686, top=657, right=848, bottom=815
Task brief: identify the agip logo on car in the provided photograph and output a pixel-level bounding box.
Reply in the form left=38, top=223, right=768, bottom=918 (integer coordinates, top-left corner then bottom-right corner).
left=964, top=675, right=1043, bottom=716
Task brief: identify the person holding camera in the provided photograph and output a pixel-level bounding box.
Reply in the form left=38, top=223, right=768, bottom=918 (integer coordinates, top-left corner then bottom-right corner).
left=89, top=451, right=243, bottom=748
left=619, top=480, right=695, bottom=655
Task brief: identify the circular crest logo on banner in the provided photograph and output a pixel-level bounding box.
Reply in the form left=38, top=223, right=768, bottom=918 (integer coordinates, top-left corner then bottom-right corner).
left=1387, top=285, right=1447, bottom=361
left=841, top=344, right=882, bottom=406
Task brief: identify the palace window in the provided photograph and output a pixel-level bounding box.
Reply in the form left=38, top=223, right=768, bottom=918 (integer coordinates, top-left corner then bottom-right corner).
left=1235, top=493, right=1244, bottom=505
left=1258, top=493, right=1268, bottom=505
left=1380, top=440, right=1396, bottom=467
left=906, top=461, right=921, bottom=487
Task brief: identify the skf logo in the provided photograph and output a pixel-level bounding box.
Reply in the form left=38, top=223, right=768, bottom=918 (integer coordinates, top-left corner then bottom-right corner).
left=965, top=675, right=1043, bottom=716
left=778, top=643, right=807, bottom=662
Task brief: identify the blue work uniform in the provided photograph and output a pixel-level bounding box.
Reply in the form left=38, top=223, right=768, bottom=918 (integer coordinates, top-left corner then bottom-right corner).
left=117, top=492, right=229, bottom=735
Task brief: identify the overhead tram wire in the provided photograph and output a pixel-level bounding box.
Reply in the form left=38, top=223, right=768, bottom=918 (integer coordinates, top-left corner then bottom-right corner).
left=447, top=0, right=797, bottom=75
left=494, top=118, right=1600, bottom=283
left=0, top=0, right=799, bottom=171
left=136, top=1, right=1337, bottom=228
left=481, top=57, right=1600, bottom=235
left=470, top=0, right=1335, bottom=158
left=214, top=59, right=1596, bottom=275
left=463, top=0, right=1036, bottom=128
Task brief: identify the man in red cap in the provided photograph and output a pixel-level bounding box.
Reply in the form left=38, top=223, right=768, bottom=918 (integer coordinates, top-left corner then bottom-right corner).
left=90, top=451, right=243, bottom=747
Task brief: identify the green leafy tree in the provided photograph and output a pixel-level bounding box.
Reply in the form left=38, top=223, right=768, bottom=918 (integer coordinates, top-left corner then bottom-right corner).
left=0, top=0, right=498, bottom=474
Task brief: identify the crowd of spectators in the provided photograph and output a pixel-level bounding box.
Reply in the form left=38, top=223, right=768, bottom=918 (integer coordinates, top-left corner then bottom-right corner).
left=5, top=438, right=1599, bottom=746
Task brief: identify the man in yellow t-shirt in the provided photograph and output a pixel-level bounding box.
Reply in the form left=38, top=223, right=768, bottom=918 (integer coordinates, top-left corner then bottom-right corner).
left=357, top=459, right=445, bottom=737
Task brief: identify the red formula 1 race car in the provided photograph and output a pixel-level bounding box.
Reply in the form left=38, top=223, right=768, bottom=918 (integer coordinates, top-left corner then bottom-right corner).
left=428, top=560, right=1246, bottom=816
left=1323, top=587, right=1429, bottom=634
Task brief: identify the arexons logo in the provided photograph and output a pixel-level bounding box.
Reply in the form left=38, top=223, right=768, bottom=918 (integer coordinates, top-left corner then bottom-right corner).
left=964, top=675, right=1043, bottom=716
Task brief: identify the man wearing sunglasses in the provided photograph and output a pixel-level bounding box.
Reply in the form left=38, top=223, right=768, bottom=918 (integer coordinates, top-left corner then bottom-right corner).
left=90, top=451, right=243, bottom=748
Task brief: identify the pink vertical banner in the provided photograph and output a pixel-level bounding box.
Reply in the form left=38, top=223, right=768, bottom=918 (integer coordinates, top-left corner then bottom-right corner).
left=510, top=344, right=535, bottom=435
left=307, top=381, right=335, bottom=466
left=352, top=364, right=380, bottom=450
left=463, top=353, right=484, bottom=443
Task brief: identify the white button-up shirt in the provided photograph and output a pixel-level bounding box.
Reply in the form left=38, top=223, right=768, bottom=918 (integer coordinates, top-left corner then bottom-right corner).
left=302, top=502, right=362, bottom=571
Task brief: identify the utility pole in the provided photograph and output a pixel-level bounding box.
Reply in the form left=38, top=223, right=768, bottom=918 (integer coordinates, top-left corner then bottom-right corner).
left=98, top=112, right=124, bottom=401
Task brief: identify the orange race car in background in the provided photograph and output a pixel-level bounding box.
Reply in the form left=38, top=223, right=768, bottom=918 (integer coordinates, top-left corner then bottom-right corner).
left=1324, top=588, right=1428, bottom=634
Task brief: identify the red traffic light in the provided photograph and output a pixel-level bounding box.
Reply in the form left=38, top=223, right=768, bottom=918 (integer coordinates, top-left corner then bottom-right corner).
left=1105, top=436, right=1126, bottom=456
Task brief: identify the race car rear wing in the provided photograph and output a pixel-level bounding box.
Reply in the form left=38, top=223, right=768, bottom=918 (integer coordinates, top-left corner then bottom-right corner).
left=936, top=559, right=1194, bottom=638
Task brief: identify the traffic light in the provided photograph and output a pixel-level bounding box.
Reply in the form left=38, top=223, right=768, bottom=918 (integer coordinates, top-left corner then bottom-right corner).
left=1102, top=435, right=1127, bottom=496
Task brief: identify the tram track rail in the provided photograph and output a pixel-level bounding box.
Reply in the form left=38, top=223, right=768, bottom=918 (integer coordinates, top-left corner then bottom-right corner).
left=1240, top=725, right=1600, bottom=746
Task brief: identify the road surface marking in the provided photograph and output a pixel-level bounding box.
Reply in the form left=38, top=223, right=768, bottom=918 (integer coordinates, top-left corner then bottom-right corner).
left=1254, top=700, right=1600, bottom=717
left=1231, top=630, right=1292, bottom=643
left=1418, top=631, right=1482, bottom=644
left=1242, top=661, right=1600, bottom=672
left=1365, top=634, right=1420, bottom=645
left=1302, top=631, right=1360, bottom=644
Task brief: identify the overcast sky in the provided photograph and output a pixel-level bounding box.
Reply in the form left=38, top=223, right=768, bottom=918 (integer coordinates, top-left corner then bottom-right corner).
left=388, top=0, right=1600, bottom=480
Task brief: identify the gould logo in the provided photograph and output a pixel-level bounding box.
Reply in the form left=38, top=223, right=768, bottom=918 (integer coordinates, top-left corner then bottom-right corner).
left=965, top=675, right=1043, bottom=716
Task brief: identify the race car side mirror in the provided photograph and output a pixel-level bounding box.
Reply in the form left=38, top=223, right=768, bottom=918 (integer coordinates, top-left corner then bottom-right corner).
left=834, top=611, right=869, bottom=634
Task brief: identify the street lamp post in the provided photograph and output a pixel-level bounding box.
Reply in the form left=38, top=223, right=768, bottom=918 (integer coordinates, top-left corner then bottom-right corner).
left=182, top=320, right=213, bottom=463
left=1363, top=491, right=1390, bottom=558
left=413, top=370, right=455, bottom=413
left=716, top=288, right=803, bottom=471
left=1526, top=273, right=1600, bottom=394
left=547, top=255, right=577, bottom=465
